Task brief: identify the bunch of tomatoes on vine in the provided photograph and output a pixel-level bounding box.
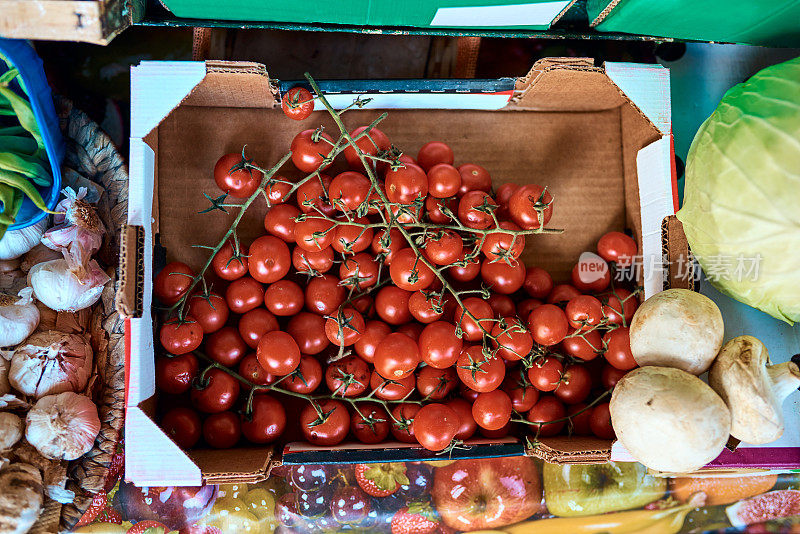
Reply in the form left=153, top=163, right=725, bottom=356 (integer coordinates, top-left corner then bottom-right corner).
left=153, top=76, right=642, bottom=455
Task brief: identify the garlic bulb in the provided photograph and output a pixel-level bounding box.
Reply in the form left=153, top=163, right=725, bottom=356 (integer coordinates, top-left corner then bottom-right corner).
left=0, top=288, right=40, bottom=348
left=9, top=331, right=93, bottom=398
left=0, top=413, right=23, bottom=450
left=0, top=218, right=47, bottom=260
left=0, top=352, right=9, bottom=396
left=19, top=244, right=61, bottom=273
left=28, top=258, right=109, bottom=312
left=0, top=462, right=43, bottom=534
left=26, top=392, right=100, bottom=461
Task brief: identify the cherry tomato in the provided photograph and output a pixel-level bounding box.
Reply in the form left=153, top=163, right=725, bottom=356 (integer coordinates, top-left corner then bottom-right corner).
left=154, top=262, right=194, bottom=305
left=459, top=382, right=480, bottom=402
left=528, top=304, right=569, bottom=346
left=329, top=171, right=371, bottom=212
left=425, top=163, right=461, bottom=198
left=206, top=326, right=248, bottom=367
left=516, top=298, right=542, bottom=322
left=600, top=288, right=638, bottom=326
left=554, top=364, right=592, bottom=404
left=603, top=327, right=637, bottom=370
left=370, top=370, right=415, bottom=401
left=371, top=228, right=406, bottom=265
left=292, top=246, right=334, bottom=274
left=191, top=368, right=240, bottom=413
left=494, top=182, right=519, bottom=206
left=480, top=420, right=512, bottom=439
left=547, top=284, right=581, bottom=305
left=264, top=204, right=300, bottom=243
left=305, top=274, right=345, bottom=316
left=526, top=396, right=565, bottom=437
left=160, top=318, right=203, bottom=355
left=344, top=126, right=390, bottom=170
left=481, top=221, right=525, bottom=262
left=214, top=153, right=262, bottom=198
left=390, top=248, right=435, bottom=292
left=296, top=174, right=334, bottom=215
left=446, top=398, right=477, bottom=440
left=395, top=322, right=424, bottom=341
left=300, top=400, right=350, bottom=446
left=456, top=163, right=491, bottom=196
left=242, top=394, right=287, bottom=444
left=294, top=216, right=335, bottom=252
left=424, top=230, right=462, bottom=266
left=456, top=346, right=505, bottom=393
left=472, top=390, right=512, bottom=431
left=238, top=307, right=279, bottom=349
left=161, top=407, right=201, bottom=448
left=447, top=252, right=481, bottom=283
left=225, top=276, right=265, bottom=314
left=408, top=291, right=445, bottom=324
left=491, top=317, right=533, bottom=361
left=418, top=321, right=463, bottom=369
left=601, top=364, right=627, bottom=389
left=481, top=258, right=526, bottom=295
left=291, top=130, right=334, bottom=173
left=388, top=202, right=423, bottom=224
left=187, top=293, right=228, bottom=334
left=203, top=411, right=241, bottom=449
left=155, top=353, right=199, bottom=395
left=263, top=280, right=303, bottom=317
left=522, top=266, right=554, bottom=300
left=425, top=195, right=457, bottom=224
left=455, top=297, right=494, bottom=342
left=561, top=329, right=603, bottom=361
left=350, top=403, right=390, bottom=444
left=266, top=177, right=292, bottom=205
left=502, top=374, right=539, bottom=412
left=508, top=184, right=553, bottom=230
left=287, top=312, right=330, bottom=355
left=458, top=191, right=496, bottom=230
left=374, top=333, right=420, bottom=380
left=527, top=356, right=563, bottom=392
left=571, top=260, right=611, bottom=293
left=348, top=320, right=388, bottom=363
left=385, top=163, right=428, bottom=204
left=390, top=404, right=420, bottom=443
left=417, top=142, right=454, bottom=172
left=281, top=87, right=314, bottom=120
left=213, top=240, right=249, bottom=281
left=257, top=331, right=301, bottom=375
left=413, top=403, right=460, bottom=451
left=590, top=402, right=615, bottom=439
left=325, top=307, right=365, bottom=347
left=487, top=293, right=516, bottom=318
left=565, top=295, right=604, bottom=332
left=326, top=355, right=370, bottom=397
left=337, top=253, right=377, bottom=291
left=284, top=354, right=323, bottom=394
left=416, top=365, right=457, bottom=400
left=238, top=352, right=275, bottom=386
left=374, top=286, right=412, bottom=325
left=597, top=231, right=637, bottom=267
left=332, top=219, right=373, bottom=256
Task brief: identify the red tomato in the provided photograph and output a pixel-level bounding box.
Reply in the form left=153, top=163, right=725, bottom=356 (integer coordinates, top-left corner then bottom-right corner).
left=292, top=246, right=334, bottom=274
left=283, top=354, right=322, bottom=394
left=457, top=163, right=491, bottom=196
left=455, top=297, right=494, bottom=342
left=487, top=293, right=516, bottom=318
left=238, top=307, right=279, bottom=349
left=447, top=252, right=481, bottom=283
left=481, top=258, right=526, bottom=295
left=350, top=403, right=390, bottom=444
left=427, top=164, right=461, bottom=198
left=419, top=321, right=463, bottom=369
left=329, top=171, right=371, bottom=212
left=472, top=390, right=512, bottom=431
left=523, top=266, right=554, bottom=299
left=601, top=364, right=627, bottom=389
left=567, top=403, right=593, bottom=435
left=333, top=218, right=374, bottom=255
left=339, top=253, right=379, bottom=290
left=600, top=288, right=638, bottom=326
left=161, top=407, right=201, bottom=449
left=561, top=329, right=603, bottom=361
left=291, top=129, right=334, bottom=173
left=257, top=331, right=301, bottom=375
left=480, top=421, right=512, bottom=439
left=456, top=346, right=505, bottom=393
left=408, top=291, right=445, bottom=324
left=371, top=228, right=406, bottom=265
left=554, top=364, right=592, bottom=404
left=502, top=374, right=539, bottom=412
left=374, top=333, right=420, bottom=380
left=242, top=394, right=287, bottom=444
left=238, top=352, right=275, bottom=386
left=212, top=242, right=248, bottom=281
left=571, top=259, right=611, bottom=293
left=296, top=174, right=334, bottom=215
left=203, top=411, right=241, bottom=449
left=396, top=322, right=424, bottom=342
left=264, top=204, right=300, bottom=243
left=344, top=126, right=390, bottom=170
left=295, top=216, right=335, bottom=252
left=565, top=295, right=604, bottom=331
left=590, top=402, right=615, bottom=439
left=508, top=184, right=553, bottom=230
left=547, top=283, right=581, bottom=305
left=305, top=274, right=345, bottom=316
left=413, top=403, right=459, bottom=451
left=370, top=370, right=415, bottom=401
left=155, top=353, right=199, bottom=395
left=527, top=356, right=563, bottom=392
left=160, top=318, right=203, bottom=355
left=390, top=248, right=435, bottom=291
left=528, top=304, right=569, bottom=346
left=264, top=279, right=304, bottom=316
left=191, top=368, right=240, bottom=413
left=287, top=312, right=330, bottom=355
left=325, top=355, right=370, bottom=397
left=458, top=191, right=496, bottom=230
left=214, top=153, right=262, bottom=198
left=516, top=298, right=542, bottom=322
left=459, top=382, right=480, bottom=402
left=154, top=262, right=194, bottom=305
left=417, top=142, right=454, bottom=172
left=281, top=87, right=314, bottom=120
left=353, top=320, right=390, bottom=363
left=603, top=327, right=637, bottom=370
left=300, top=400, right=350, bottom=446
left=494, top=182, right=519, bottom=206
left=187, top=293, right=228, bottom=334
left=375, top=286, right=412, bottom=325
left=225, top=276, right=264, bottom=314
left=597, top=231, right=637, bottom=267
left=390, top=404, right=420, bottom=443
left=265, top=178, right=292, bottom=205
left=424, top=230, right=463, bottom=265
left=481, top=221, right=525, bottom=262
left=447, top=398, right=477, bottom=440
left=491, top=317, right=533, bottom=361
left=416, top=365, right=458, bottom=400
left=526, top=396, right=565, bottom=437
left=425, top=195, right=458, bottom=224
left=388, top=202, right=423, bottom=224
left=205, top=326, right=248, bottom=367
left=385, top=163, right=428, bottom=204
left=325, top=307, right=366, bottom=347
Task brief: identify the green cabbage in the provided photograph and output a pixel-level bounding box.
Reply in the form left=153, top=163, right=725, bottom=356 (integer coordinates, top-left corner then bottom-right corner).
left=677, top=56, right=800, bottom=324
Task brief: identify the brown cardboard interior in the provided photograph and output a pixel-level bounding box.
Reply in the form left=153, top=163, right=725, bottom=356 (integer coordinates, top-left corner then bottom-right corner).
left=138, top=63, right=663, bottom=477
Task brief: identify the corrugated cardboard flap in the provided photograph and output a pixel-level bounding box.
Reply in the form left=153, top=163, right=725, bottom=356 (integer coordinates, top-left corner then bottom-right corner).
left=188, top=446, right=273, bottom=484
left=182, top=61, right=278, bottom=109
left=115, top=224, right=144, bottom=318
left=530, top=436, right=612, bottom=465
left=662, top=214, right=694, bottom=291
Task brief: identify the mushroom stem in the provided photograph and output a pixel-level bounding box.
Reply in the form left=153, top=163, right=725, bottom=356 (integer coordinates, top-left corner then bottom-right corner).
left=767, top=362, right=800, bottom=401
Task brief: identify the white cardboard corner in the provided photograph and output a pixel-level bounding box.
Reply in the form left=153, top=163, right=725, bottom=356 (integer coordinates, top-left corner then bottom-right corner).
left=605, top=62, right=672, bottom=136
left=428, top=1, right=571, bottom=27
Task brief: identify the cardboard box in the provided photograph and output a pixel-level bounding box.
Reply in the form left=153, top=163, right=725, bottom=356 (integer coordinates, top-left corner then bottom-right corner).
left=122, top=57, right=677, bottom=486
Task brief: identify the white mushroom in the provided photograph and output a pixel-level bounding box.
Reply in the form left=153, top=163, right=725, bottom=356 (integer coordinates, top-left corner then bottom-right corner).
left=629, top=288, right=724, bottom=375
left=709, top=336, right=800, bottom=445
left=610, top=366, right=731, bottom=473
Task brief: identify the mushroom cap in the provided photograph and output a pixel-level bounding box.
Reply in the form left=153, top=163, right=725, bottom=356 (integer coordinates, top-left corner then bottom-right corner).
left=610, top=366, right=731, bottom=473
left=630, top=288, right=724, bottom=375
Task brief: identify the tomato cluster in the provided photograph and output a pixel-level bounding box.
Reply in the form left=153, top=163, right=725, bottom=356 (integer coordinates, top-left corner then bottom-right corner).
left=155, top=118, right=641, bottom=453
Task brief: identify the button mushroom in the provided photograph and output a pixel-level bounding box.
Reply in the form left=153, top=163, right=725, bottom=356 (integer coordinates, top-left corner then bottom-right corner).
left=629, top=288, right=724, bottom=375
left=610, top=366, right=731, bottom=473
left=709, top=336, right=800, bottom=445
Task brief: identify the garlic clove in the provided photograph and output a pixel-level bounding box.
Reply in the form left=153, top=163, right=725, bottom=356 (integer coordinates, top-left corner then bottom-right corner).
left=29, top=258, right=109, bottom=312
left=25, top=392, right=100, bottom=461
left=0, top=412, right=23, bottom=450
